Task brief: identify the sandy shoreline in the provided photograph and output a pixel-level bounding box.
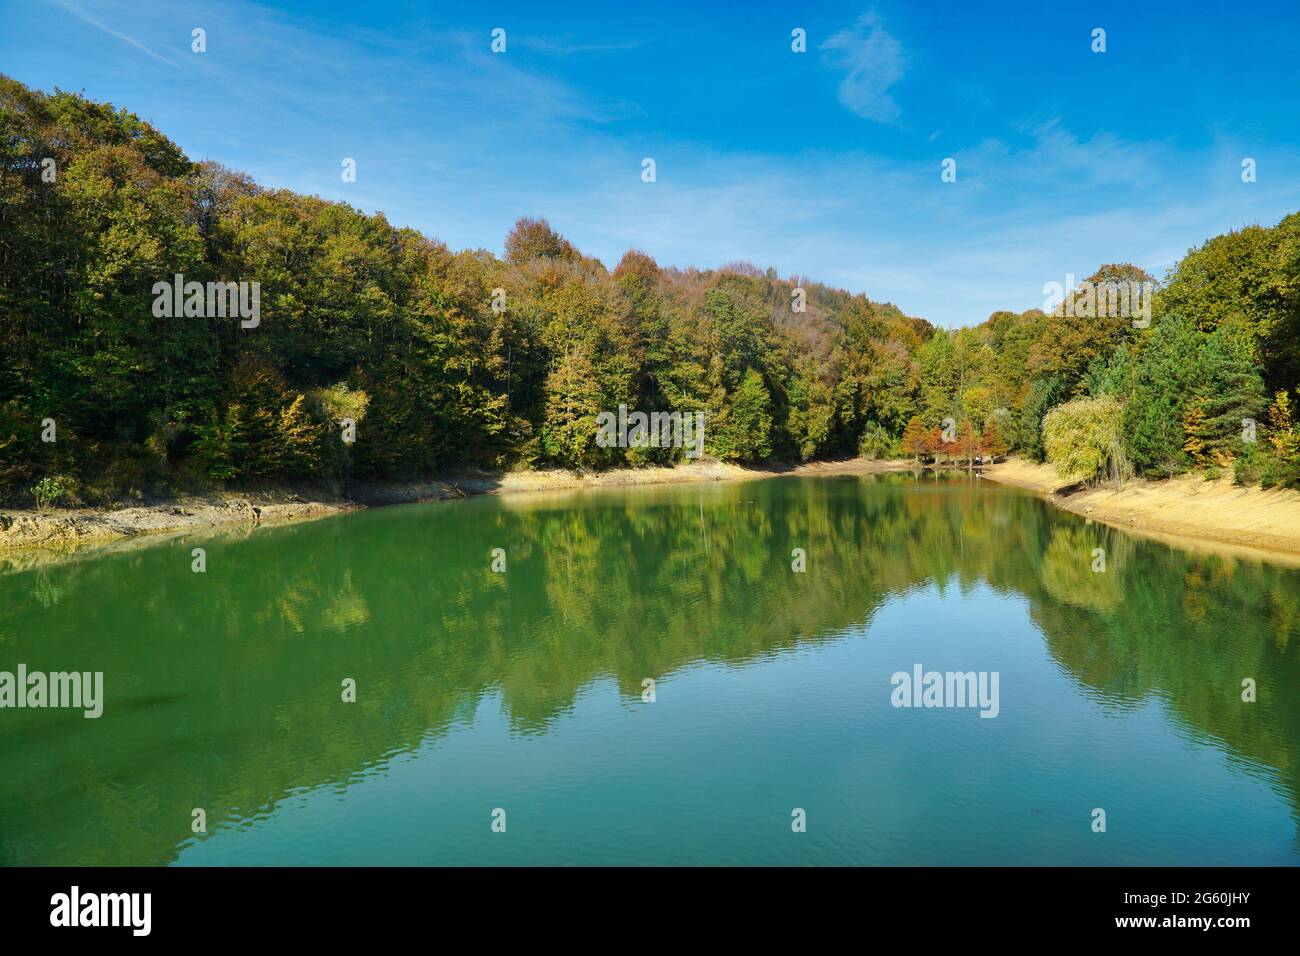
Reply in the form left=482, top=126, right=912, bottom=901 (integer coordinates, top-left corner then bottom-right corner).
left=982, top=458, right=1300, bottom=558
left=0, top=457, right=908, bottom=561
left=4, top=454, right=1297, bottom=567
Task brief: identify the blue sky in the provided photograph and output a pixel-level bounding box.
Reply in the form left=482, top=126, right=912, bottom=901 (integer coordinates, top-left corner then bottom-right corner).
left=3, top=0, right=1298, bottom=327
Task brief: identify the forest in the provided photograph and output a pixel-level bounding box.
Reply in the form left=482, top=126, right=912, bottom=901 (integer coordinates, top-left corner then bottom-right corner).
left=2, top=75, right=1298, bottom=507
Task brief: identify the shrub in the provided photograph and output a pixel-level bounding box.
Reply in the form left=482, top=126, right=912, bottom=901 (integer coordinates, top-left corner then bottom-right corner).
left=32, top=475, right=73, bottom=511
left=1043, top=395, right=1130, bottom=486
left=1232, top=443, right=1264, bottom=486
left=858, top=420, right=899, bottom=460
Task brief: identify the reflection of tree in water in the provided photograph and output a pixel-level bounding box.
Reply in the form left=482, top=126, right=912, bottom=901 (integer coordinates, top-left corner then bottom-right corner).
left=1039, top=524, right=1129, bottom=613
left=1026, top=522, right=1300, bottom=814
left=0, top=473, right=1296, bottom=863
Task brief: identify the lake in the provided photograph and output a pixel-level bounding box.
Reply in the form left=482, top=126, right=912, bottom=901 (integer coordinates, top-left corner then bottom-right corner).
left=1, top=473, right=1297, bottom=865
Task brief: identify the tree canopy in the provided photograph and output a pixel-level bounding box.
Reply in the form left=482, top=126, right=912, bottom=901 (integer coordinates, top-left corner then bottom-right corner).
left=2, top=76, right=1297, bottom=503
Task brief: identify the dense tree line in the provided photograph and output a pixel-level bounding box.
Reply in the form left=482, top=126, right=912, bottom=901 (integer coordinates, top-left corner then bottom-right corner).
left=2, top=77, right=1298, bottom=505
left=972, top=237, right=1300, bottom=488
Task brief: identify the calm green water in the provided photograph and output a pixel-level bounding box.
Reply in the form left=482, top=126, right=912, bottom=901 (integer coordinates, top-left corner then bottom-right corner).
left=0, top=473, right=1297, bottom=866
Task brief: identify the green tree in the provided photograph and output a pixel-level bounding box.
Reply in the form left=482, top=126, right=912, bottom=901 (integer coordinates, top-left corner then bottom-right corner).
left=714, top=368, right=773, bottom=461
left=1017, top=375, right=1067, bottom=462
left=541, top=349, right=608, bottom=468
left=1043, top=395, right=1129, bottom=486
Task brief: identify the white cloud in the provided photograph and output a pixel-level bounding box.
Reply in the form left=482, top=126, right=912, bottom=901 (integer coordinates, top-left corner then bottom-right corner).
left=821, top=10, right=906, bottom=123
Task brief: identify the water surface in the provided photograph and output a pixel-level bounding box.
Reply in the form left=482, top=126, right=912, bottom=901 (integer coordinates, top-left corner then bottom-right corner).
left=1, top=473, right=1297, bottom=865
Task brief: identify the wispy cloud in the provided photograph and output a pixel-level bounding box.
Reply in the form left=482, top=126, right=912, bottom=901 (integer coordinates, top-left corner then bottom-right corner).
left=515, top=36, right=642, bottom=56
left=954, top=120, right=1169, bottom=193
left=821, top=10, right=906, bottom=123
left=512, top=121, right=1300, bottom=326
left=49, top=0, right=182, bottom=70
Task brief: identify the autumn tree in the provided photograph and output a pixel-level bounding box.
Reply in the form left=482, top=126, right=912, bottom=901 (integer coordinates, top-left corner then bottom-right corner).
left=901, top=416, right=930, bottom=463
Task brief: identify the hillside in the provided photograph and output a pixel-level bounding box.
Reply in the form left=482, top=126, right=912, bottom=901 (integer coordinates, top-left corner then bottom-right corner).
left=2, top=75, right=1298, bottom=510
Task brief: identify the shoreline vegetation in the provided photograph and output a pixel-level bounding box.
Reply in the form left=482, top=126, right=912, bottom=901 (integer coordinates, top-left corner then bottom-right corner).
left=4, top=456, right=1299, bottom=569
left=0, top=458, right=906, bottom=558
